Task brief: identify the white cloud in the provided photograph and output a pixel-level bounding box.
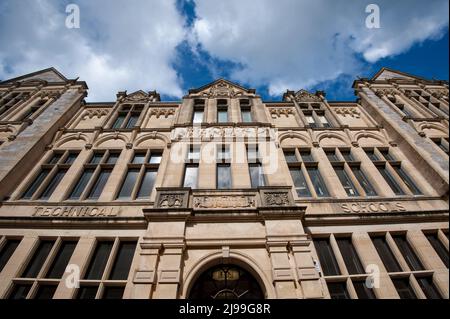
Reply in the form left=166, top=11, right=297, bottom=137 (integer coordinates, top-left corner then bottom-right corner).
left=192, top=0, right=449, bottom=95
left=0, top=0, right=186, bottom=100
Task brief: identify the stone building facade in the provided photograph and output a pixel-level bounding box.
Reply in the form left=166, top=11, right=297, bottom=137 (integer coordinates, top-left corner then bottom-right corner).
left=0, top=67, right=448, bottom=299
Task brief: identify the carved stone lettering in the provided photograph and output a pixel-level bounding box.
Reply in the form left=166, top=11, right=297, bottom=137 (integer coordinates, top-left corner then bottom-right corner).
left=341, top=202, right=407, bottom=214
left=33, top=206, right=121, bottom=217
left=193, top=196, right=256, bottom=209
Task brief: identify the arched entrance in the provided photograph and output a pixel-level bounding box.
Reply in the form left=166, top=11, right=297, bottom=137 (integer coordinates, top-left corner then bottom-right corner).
left=188, top=264, right=265, bottom=299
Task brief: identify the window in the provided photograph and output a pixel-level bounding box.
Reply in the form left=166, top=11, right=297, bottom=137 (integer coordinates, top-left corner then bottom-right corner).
left=353, top=280, right=376, bottom=299
left=424, top=233, right=449, bottom=268
left=336, top=238, right=364, bottom=274
left=314, top=238, right=340, bottom=276
left=392, top=235, right=424, bottom=271
left=302, top=107, right=332, bottom=128
left=69, top=150, right=119, bottom=200
left=22, top=151, right=80, bottom=200
left=285, top=148, right=328, bottom=197
left=183, top=146, right=200, bottom=189
left=9, top=238, right=77, bottom=299
left=217, top=99, right=228, bottom=123
left=351, top=167, right=377, bottom=196
left=77, top=239, right=137, bottom=299
left=117, top=150, right=160, bottom=200
left=0, top=91, right=31, bottom=117
left=0, top=238, right=21, bottom=272
left=432, top=138, right=449, bottom=156
left=19, top=100, right=45, bottom=121
left=247, top=145, right=265, bottom=188
left=240, top=99, right=252, bottom=123
left=392, top=166, right=422, bottom=195
left=325, top=150, right=339, bottom=162
left=217, top=164, right=231, bottom=189
left=327, top=282, right=350, bottom=299
left=112, top=104, right=143, bottom=129
left=371, top=236, right=401, bottom=272
left=335, top=166, right=359, bottom=197
left=392, top=278, right=417, bottom=299
left=416, top=276, right=442, bottom=299
left=193, top=99, right=205, bottom=124
left=284, top=150, right=298, bottom=163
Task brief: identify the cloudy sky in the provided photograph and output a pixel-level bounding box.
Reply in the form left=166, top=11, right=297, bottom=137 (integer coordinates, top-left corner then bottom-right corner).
left=0, top=0, right=448, bottom=101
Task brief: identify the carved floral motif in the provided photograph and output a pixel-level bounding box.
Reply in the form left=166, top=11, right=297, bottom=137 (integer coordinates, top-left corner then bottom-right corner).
left=83, top=109, right=109, bottom=119
left=264, top=192, right=290, bottom=206
left=158, top=194, right=184, bottom=208
left=335, top=107, right=361, bottom=118
left=193, top=196, right=256, bottom=209
left=269, top=108, right=294, bottom=118
left=149, top=108, right=176, bottom=118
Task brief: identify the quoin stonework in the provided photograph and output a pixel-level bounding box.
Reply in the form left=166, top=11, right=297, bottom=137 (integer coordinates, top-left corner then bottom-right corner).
left=0, top=67, right=448, bottom=299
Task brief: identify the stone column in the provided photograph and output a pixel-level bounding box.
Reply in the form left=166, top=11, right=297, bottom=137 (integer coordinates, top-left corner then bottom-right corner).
left=267, top=242, right=297, bottom=298
left=407, top=230, right=449, bottom=298
left=0, top=235, right=39, bottom=298
left=54, top=237, right=96, bottom=299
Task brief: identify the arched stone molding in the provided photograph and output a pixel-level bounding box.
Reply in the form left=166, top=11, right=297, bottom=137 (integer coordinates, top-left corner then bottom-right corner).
left=134, top=132, right=170, bottom=149
left=418, top=122, right=448, bottom=137
left=316, top=131, right=349, bottom=147
left=94, top=133, right=129, bottom=148
left=182, top=250, right=276, bottom=299
left=279, top=131, right=312, bottom=148
left=354, top=131, right=387, bottom=147
left=54, top=133, right=89, bottom=148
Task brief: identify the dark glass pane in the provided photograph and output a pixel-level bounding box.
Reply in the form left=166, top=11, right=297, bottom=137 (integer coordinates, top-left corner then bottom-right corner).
left=85, top=242, right=113, bottom=280
left=90, top=152, right=104, bottom=164
left=8, top=284, right=32, bottom=299
left=69, top=168, right=94, bottom=199
left=365, top=150, right=379, bottom=161
left=341, top=150, right=354, bottom=162
left=392, top=278, right=417, bottom=299
left=76, top=286, right=99, bottom=299
left=425, top=233, right=449, bottom=268
left=378, top=166, right=405, bottom=195
left=371, top=236, right=401, bottom=272
left=327, top=282, right=349, bottom=299
left=112, top=114, right=126, bottom=129
left=314, top=238, right=340, bottom=276
left=64, top=152, right=79, bottom=164
left=87, top=169, right=112, bottom=199
left=353, top=281, right=376, bottom=299
left=393, top=167, right=422, bottom=195
left=218, top=109, right=228, bottom=123
left=393, top=235, right=424, bottom=271
left=249, top=164, right=265, bottom=188
left=22, top=240, right=55, bottom=278
left=289, top=168, right=311, bottom=197
left=22, top=169, right=50, bottom=199
left=307, top=167, right=329, bottom=197
left=46, top=241, right=77, bottom=278
left=132, top=153, right=146, bottom=164
left=0, top=239, right=21, bottom=272
left=335, top=167, right=359, bottom=197
left=149, top=152, right=162, bottom=164
left=125, top=113, right=140, bottom=128
left=102, top=286, right=125, bottom=299
left=118, top=169, right=139, bottom=199
left=336, top=238, right=364, bottom=274
left=217, top=165, right=231, bottom=189
left=34, top=285, right=57, bottom=299
left=380, top=150, right=395, bottom=161
left=351, top=167, right=377, bottom=196
left=106, top=152, right=120, bottom=164
left=109, top=242, right=137, bottom=280
left=241, top=109, right=252, bottom=122
left=326, top=151, right=339, bottom=162
left=183, top=165, right=198, bottom=188
left=48, top=153, right=62, bottom=164
left=284, top=151, right=297, bottom=163
left=39, top=168, right=67, bottom=200
left=416, top=277, right=442, bottom=299
left=300, top=151, right=314, bottom=162
left=193, top=110, right=204, bottom=124
left=137, top=169, right=157, bottom=199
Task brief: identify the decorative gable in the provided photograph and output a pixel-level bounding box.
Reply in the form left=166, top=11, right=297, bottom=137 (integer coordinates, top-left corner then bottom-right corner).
left=0, top=67, right=69, bottom=84
left=293, top=89, right=322, bottom=102
left=121, top=90, right=160, bottom=103
left=188, top=79, right=256, bottom=98
left=372, top=68, right=421, bottom=81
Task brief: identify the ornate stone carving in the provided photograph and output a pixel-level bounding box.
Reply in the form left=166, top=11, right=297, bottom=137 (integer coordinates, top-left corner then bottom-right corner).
left=83, top=109, right=109, bottom=119
left=158, top=194, right=184, bottom=208
left=193, top=196, right=256, bottom=209
left=427, top=88, right=448, bottom=100
left=170, top=126, right=276, bottom=142
left=264, top=192, right=290, bottom=206
left=294, top=90, right=321, bottom=102
left=335, top=107, right=361, bottom=118
left=374, top=88, right=396, bottom=97
left=201, top=80, right=244, bottom=98
left=269, top=108, right=294, bottom=118
left=149, top=108, right=176, bottom=118
left=123, top=90, right=160, bottom=103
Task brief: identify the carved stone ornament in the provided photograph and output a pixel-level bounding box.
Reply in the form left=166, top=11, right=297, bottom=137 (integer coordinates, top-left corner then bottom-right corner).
left=335, top=107, right=361, bottom=118
left=264, top=192, right=290, bottom=206
left=427, top=89, right=449, bottom=100
left=201, top=80, right=244, bottom=98
left=193, top=196, right=256, bottom=209
left=149, top=108, right=176, bottom=118
left=158, top=194, right=184, bottom=208
left=374, top=88, right=397, bottom=98
left=123, top=90, right=159, bottom=103
left=83, top=109, right=109, bottom=119
left=170, top=127, right=277, bottom=142
left=294, top=90, right=321, bottom=102
left=269, top=108, right=294, bottom=118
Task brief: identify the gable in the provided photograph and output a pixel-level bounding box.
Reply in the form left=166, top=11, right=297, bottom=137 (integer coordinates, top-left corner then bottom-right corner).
left=188, top=79, right=256, bottom=98
left=0, top=67, right=69, bottom=84
left=372, top=68, right=423, bottom=81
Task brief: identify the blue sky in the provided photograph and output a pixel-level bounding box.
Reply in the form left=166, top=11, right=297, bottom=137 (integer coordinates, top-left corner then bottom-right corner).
left=0, top=0, right=448, bottom=102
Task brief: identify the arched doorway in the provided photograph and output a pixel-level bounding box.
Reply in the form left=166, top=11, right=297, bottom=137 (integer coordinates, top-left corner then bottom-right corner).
left=188, top=264, right=265, bottom=299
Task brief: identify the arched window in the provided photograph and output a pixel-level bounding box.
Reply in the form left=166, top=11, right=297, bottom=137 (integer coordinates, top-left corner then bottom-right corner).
left=189, top=264, right=264, bottom=299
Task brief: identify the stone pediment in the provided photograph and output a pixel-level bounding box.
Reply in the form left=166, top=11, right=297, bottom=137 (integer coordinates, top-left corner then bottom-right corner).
left=122, top=90, right=160, bottom=103
left=293, top=89, right=322, bottom=102
left=0, top=67, right=69, bottom=84
left=372, top=67, right=424, bottom=81
left=188, top=79, right=256, bottom=98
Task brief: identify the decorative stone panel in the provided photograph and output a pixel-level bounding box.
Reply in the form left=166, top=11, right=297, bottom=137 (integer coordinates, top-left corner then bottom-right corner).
left=154, top=188, right=190, bottom=209
left=259, top=188, right=294, bottom=207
